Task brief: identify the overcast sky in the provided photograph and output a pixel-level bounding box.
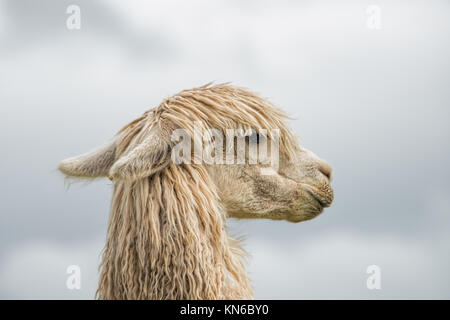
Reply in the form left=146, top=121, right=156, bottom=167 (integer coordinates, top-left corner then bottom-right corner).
left=0, top=0, right=449, bottom=299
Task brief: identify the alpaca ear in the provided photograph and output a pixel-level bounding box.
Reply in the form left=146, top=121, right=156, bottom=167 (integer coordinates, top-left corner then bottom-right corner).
left=108, top=125, right=171, bottom=181
left=59, top=136, right=118, bottom=179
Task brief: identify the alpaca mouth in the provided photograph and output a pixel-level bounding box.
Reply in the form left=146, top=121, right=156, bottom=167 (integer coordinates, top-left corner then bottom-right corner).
left=302, top=184, right=334, bottom=208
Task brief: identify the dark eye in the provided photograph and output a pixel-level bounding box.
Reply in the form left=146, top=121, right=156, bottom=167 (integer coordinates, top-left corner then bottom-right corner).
left=248, top=131, right=260, bottom=144
left=249, top=130, right=267, bottom=144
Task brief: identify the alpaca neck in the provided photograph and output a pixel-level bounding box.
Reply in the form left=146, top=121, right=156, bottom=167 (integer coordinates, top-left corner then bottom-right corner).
left=97, top=164, right=252, bottom=299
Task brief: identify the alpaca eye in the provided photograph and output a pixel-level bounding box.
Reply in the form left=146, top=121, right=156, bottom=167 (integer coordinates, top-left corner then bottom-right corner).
left=248, top=131, right=260, bottom=144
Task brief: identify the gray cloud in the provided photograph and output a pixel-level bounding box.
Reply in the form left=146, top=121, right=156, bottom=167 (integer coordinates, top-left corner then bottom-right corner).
left=0, top=0, right=173, bottom=58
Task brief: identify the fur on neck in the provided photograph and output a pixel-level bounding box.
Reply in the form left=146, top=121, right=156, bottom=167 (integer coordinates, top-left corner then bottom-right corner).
left=97, top=163, right=252, bottom=299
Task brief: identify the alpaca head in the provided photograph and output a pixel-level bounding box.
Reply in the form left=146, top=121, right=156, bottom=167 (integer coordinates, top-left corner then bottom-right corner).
left=59, top=84, right=333, bottom=223
left=206, top=142, right=333, bottom=223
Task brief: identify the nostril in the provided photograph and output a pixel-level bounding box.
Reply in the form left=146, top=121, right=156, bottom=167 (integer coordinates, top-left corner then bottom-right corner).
left=318, top=162, right=333, bottom=181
